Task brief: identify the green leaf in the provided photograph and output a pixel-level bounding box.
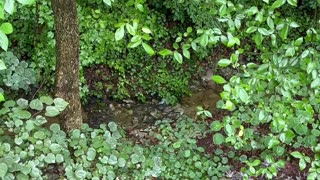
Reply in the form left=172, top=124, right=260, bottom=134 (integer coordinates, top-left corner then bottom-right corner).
left=40, top=96, right=53, bottom=105
left=54, top=98, right=69, bottom=111
left=0, top=163, right=8, bottom=179
left=45, top=153, right=56, bottom=163
left=311, top=78, right=320, bottom=88
left=16, top=109, right=31, bottom=119
left=182, top=48, right=190, bottom=59
left=17, top=98, right=29, bottom=109
left=285, top=47, right=295, bottom=57
left=287, top=0, right=297, bottom=6
left=17, top=0, right=35, bottom=5
left=271, top=0, right=286, bottom=9
left=213, top=133, right=225, bottom=145
left=142, top=42, right=155, bottom=55
left=34, top=131, right=46, bottom=139
left=118, top=158, right=126, bottom=167
left=238, top=87, right=249, bottom=103
left=199, top=34, right=208, bottom=47
left=49, top=143, right=62, bottom=154
left=142, top=27, right=152, bottom=34
left=246, top=26, right=257, bottom=33
left=280, top=24, right=289, bottom=40
left=30, top=99, right=43, bottom=111
left=173, top=51, right=183, bottom=64
left=125, top=23, right=135, bottom=35
left=211, top=121, right=222, bottom=131
left=0, top=23, right=13, bottom=34
left=0, top=31, right=9, bottom=51
left=0, top=60, right=6, bottom=70
left=45, top=106, right=60, bottom=117
left=184, top=150, right=191, bottom=157
left=135, top=3, right=144, bottom=12
left=173, top=141, right=182, bottom=149
left=0, top=93, right=4, bottom=102
left=299, top=159, right=306, bottom=170
left=108, top=122, right=117, bottom=132
left=87, top=147, right=97, bottom=161
left=212, top=75, right=227, bottom=84
left=218, top=59, right=231, bottom=67
left=159, top=49, right=172, bottom=56
left=115, top=25, right=125, bottom=41
left=258, top=28, right=273, bottom=36
left=267, top=17, right=274, bottom=29
left=75, top=169, right=87, bottom=179
left=103, top=0, right=112, bottom=6
left=294, top=37, right=303, bottom=46
left=4, top=0, right=15, bottom=14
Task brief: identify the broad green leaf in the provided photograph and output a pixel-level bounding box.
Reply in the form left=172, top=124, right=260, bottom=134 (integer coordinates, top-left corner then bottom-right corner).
left=211, top=121, right=222, bottom=131
left=0, top=23, right=13, bottom=34
left=142, top=27, right=152, bottom=34
left=258, top=28, right=273, bottom=36
left=118, top=158, right=126, bottom=167
left=213, top=133, right=225, bottom=145
left=54, top=98, right=69, bottom=111
left=17, top=98, right=29, bottom=109
left=289, top=21, right=299, bottom=28
left=280, top=24, right=289, bottom=40
left=287, top=0, right=297, bottom=6
left=173, top=51, right=183, bottom=64
left=135, top=3, right=144, bottom=12
left=246, top=26, right=257, bottom=33
left=34, top=131, right=46, bottom=139
left=0, top=31, right=9, bottom=51
left=291, top=151, right=303, bottom=158
left=0, top=163, right=8, bottom=179
left=45, top=153, right=56, bottom=163
left=142, top=42, right=155, bottom=55
left=49, top=143, right=62, bottom=154
left=0, top=93, right=4, bottom=102
left=115, top=26, right=125, bottom=41
left=159, top=49, right=172, bottom=56
left=4, top=0, right=15, bottom=14
left=299, top=159, right=306, bottom=170
left=199, top=34, right=208, bottom=47
left=125, top=23, right=135, bottom=35
left=285, top=47, right=295, bottom=57
left=212, top=75, right=227, bottom=84
left=45, top=106, right=60, bottom=117
left=182, top=48, right=190, bottom=59
left=108, top=154, right=118, bottom=165
left=267, top=17, right=274, bottom=29
left=238, top=87, right=249, bottom=103
left=311, top=78, right=320, bottom=88
left=30, top=99, right=43, bottom=111
left=263, top=0, right=269, bottom=3
left=218, top=59, right=231, bottom=67
left=75, top=170, right=87, bottom=179
left=294, top=37, right=303, bottom=46
left=184, top=150, right=191, bottom=157
left=108, top=122, right=117, bottom=132
left=40, top=96, right=53, bottom=105
left=0, top=60, right=6, bottom=70
left=254, top=33, right=263, bottom=46
left=103, top=0, right=112, bottom=6
left=87, top=147, right=97, bottom=161
left=271, top=0, right=286, bottom=9
left=17, top=0, right=35, bottom=5
left=16, top=109, right=31, bottom=119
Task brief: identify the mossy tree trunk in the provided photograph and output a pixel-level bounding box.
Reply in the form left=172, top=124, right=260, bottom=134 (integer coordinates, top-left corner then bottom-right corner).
left=51, top=0, right=82, bottom=131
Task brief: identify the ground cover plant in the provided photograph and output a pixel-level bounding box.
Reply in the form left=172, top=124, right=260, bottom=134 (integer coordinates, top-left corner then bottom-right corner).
left=0, top=0, right=320, bottom=179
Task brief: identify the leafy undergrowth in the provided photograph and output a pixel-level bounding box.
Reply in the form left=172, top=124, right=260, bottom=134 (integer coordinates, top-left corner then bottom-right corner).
left=0, top=96, right=315, bottom=179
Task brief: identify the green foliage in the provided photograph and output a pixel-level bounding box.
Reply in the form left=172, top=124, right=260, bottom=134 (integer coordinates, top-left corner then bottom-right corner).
left=0, top=51, right=38, bottom=91
left=0, top=97, right=229, bottom=179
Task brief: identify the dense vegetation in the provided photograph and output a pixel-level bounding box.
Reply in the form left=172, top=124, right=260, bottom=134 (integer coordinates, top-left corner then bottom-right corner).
left=1, top=0, right=320, bottom=179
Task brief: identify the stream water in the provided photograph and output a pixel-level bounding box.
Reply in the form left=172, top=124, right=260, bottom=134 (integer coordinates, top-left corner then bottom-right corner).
left=84, top=89, right=221, bottom=129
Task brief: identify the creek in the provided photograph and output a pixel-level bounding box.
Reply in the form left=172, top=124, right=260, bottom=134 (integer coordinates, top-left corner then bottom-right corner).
left=84, top=88, right=221, bottom=129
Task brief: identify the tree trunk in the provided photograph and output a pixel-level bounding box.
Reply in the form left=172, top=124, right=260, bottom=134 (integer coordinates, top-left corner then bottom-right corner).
left=51, top=0, right=82, bottom=131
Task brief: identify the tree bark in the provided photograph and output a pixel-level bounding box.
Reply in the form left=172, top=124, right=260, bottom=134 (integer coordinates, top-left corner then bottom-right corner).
left=51, top=0, right=82, bottom=131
